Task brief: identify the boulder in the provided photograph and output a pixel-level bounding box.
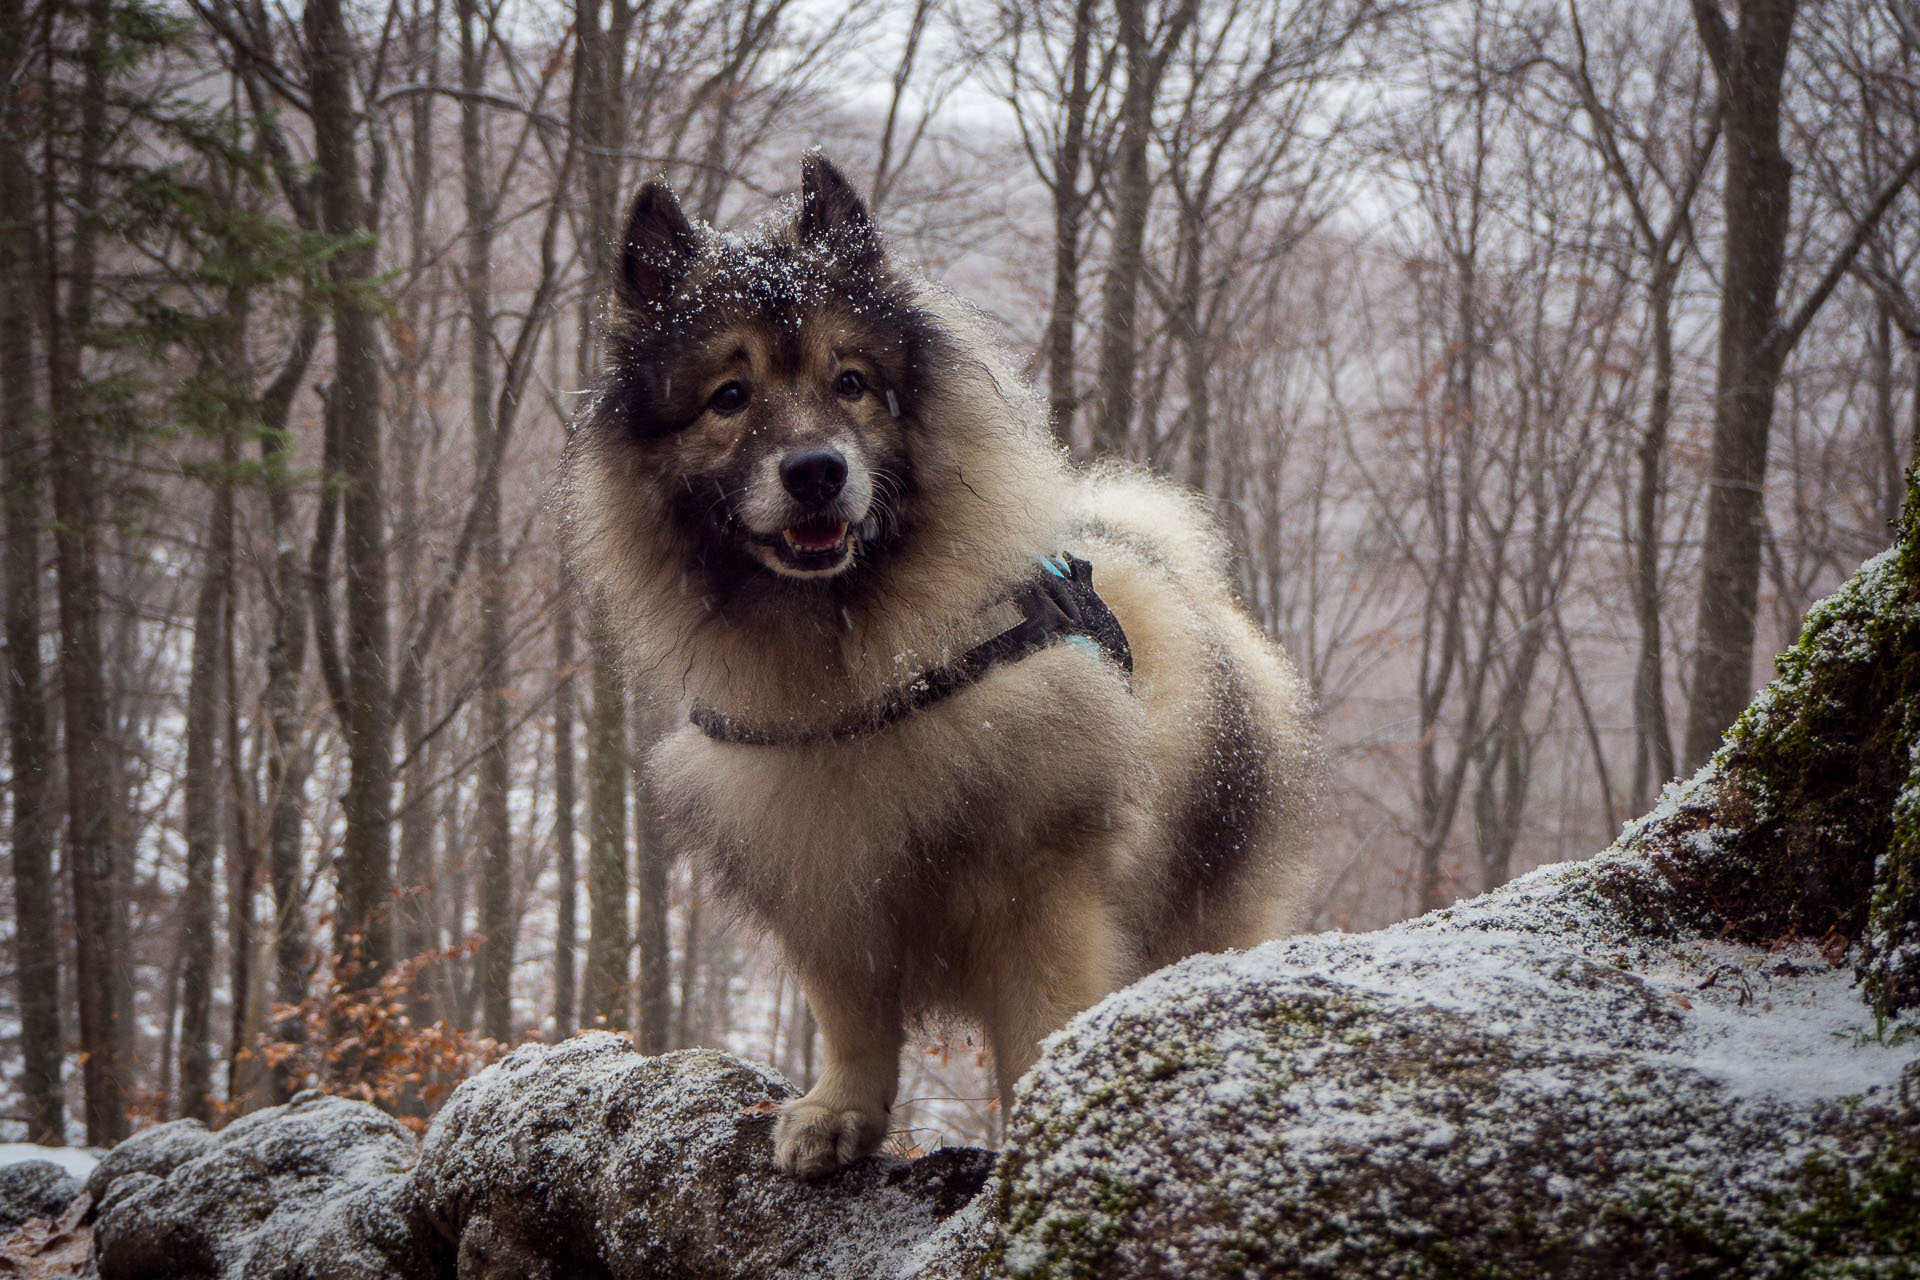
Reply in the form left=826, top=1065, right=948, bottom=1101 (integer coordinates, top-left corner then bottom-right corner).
left=0, top=1160, right=82, bottom=1234
left=986, top=866, right=1920, bottom=1277
left=412, top=1036, right=992, bottom=1279
left=90, top=1094, right=425, bottom=1280
left=86, top=1042, right=992, bottom=1280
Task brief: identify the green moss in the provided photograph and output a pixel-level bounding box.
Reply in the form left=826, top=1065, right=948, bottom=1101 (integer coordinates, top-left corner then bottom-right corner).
left=1661, top=466, right=1920, bottom=1018
left=1784, top=1146, right=1920, bottom=1270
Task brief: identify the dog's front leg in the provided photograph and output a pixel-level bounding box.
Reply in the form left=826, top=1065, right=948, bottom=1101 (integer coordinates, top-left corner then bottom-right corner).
left=773, top=974, right=901, bottom=1178
left=981, top=876, right=1128, bottom=1106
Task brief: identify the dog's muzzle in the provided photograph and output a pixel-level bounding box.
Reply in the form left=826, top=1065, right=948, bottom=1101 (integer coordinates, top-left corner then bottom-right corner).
left=741, top=441, right=873, bottom=577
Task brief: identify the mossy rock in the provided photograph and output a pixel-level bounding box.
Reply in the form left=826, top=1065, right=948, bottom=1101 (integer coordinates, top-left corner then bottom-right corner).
left=983, top=920, right=1920, bottom=1279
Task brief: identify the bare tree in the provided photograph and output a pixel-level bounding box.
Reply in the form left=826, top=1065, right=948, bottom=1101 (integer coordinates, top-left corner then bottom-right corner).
left=0, top=0, right=63, bottom=1143
left=1089, top=0, right=1199, bottom=456
left=1681, top=0, right=1920, bottom=768
left=984, top=0, right=1119, bottom=446
left=1556, top=0, right=1718, bottom=811
left=460, top=0, right=514, bottom=1045
left=306, top=0, right=396, bottom=990
left=48, top=0, right=134, bottom=1145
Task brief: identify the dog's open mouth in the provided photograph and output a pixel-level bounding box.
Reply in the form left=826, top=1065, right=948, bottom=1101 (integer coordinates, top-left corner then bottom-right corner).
left=766, top=516, right=853, bottom=572
left=784, top=517, right=849, bottom=552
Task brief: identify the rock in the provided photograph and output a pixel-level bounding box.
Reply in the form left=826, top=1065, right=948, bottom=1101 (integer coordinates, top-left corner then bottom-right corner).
left=410, top=1034, right=993, bottom=1279
left=85, top=1037, right=993, bottom=1280
left=972, top=507, right=1920, bottom=1278
left=986, top=866, right=1920, bottom=1278
left=90, top=1094, right=425, bottom=1280
left=0, top=1160, right=81, bottom=1233
left=77, top=861, right=1920, bottom=1280
left=83, top=1117, right=216, bottom=1216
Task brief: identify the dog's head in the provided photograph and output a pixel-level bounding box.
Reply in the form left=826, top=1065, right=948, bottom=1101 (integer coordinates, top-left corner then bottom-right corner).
left=586, top=153, right=944, bottom=594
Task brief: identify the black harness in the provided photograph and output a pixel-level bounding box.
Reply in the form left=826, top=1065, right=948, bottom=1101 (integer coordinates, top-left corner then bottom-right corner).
left=689, top=553, right=1133, bottom=747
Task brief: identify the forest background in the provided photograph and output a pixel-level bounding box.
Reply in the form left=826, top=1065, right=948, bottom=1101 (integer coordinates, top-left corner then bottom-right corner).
left=2, top=0, right=1917, bottom=1155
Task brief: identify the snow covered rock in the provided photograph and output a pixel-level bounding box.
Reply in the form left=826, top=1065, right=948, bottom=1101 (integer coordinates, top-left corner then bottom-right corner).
left=979, top=514, right=1920, bottom=1277
left=987, top=876, right=1920, bottom=1277
left=83, top=488, right=1920, bottom=1277
left=83, top=1116, right=215, bottom=1209
left=410, top=1035, right=993, bottom=1279
left=82, top=877, right=1917, bottom=1279
left=89, top=1094, right=428, bottom=1280
left=83, top=1038, right=992, bottom=1280
left=0, top=1160, right=81, bottom=1233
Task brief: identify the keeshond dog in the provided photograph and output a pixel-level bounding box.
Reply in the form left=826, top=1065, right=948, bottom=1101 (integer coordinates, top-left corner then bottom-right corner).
left=558, top=152, right=1321, bottom=1178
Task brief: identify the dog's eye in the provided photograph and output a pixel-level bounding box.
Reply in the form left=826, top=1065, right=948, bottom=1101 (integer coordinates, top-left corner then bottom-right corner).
left=834, top=369, right=866, bottom=400
left=708, top=381, right=750, bottom=415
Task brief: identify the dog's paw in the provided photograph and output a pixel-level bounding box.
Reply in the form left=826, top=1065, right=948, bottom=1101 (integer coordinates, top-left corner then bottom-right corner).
left=773, top=1095, right=886, bottom=1178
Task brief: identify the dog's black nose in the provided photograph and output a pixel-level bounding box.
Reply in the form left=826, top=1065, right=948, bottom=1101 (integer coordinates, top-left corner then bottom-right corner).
left=780, top=447, right=848, bottom=507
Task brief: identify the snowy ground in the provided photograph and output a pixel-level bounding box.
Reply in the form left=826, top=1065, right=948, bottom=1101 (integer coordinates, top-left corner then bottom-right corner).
left=0, top=1144, right=97, bottom=1179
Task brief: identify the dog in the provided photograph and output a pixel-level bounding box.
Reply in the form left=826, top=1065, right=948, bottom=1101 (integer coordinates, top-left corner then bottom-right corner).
left=558, top=152, right=1321, bottom=1178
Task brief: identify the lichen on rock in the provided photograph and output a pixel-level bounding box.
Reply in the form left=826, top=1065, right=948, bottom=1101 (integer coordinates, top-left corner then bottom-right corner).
left=1664, top=470, right=1920, bottom=1020
left=986, top=906, right=1919, bottom=1278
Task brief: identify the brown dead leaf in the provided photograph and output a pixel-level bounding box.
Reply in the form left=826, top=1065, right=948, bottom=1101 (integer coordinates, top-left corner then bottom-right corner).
left=1817, top=926, right=1851, bottom=968
left=0, top=1194, right=93, bottom=1278
left=741, top=1099, right=780, bottom=1117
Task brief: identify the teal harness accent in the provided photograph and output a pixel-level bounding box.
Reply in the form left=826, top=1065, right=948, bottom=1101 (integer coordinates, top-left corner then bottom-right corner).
left=689, top=552, right=1133, bottom=746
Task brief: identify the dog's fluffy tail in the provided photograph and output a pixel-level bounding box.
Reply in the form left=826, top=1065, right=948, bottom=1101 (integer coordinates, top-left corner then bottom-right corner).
left=1070, top=461, right=1235, bottom=589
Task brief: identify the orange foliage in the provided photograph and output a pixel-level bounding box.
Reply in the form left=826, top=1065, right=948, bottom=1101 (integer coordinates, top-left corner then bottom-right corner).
left=252, top=939, right=510, bottom=1131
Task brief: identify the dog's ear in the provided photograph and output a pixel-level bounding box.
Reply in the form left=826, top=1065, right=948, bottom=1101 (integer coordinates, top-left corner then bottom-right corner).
left=798, top=150, right=880, bottom=262
left=619, top=180, right=698, bottom=307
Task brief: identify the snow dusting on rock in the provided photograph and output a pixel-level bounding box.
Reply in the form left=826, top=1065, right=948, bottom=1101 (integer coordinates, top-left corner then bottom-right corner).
left=987, top=835, right=1919, bottom=1278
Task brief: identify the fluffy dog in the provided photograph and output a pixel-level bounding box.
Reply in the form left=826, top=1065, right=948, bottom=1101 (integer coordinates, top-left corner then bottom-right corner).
left=558, top=153, right=1321, bottom=1178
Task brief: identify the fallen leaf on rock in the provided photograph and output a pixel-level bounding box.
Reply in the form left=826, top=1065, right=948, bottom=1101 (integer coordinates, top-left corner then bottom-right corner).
left=0, top=1195, right=92, bottom=1278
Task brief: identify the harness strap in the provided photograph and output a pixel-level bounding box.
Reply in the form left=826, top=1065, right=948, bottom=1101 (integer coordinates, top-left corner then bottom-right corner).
left=690, top=553, right=1132, bottom=747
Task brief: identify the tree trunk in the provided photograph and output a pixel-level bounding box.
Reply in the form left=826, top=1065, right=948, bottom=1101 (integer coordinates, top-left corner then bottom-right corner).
left=1089, top=0, right=1152, bottom=457
left=1681, top=0, right=1798, bottom=770
left=636, top=741, right=671, bottom=1053
left=575, top=0, right=631, bottom=1034
left=586, top=628, right=630, bottom=1030
left=395, top=0, right=441, bottom=1014
left=262, top=320, right=319, bottom=1105
left=0, top=12, right=62, bottom=1137
left=1630, top=270, right=1681, bottom=812
left=1176, top=197, right=1210, bottom=492
left=1044, top=0, right=1098, bottom=449
left=460, top=0, right=514, bottom=1046
left=674, top=890, right=701, bottom=1049
left=178, top=394, right=235, bottom=1124
left=553, top=589, right=578, bottom=1036
left=1090, top=0, right=1197, bottom=458
left=307, top=0, right=395, bottom=985
left=48, top=0, right=132, bottom=1146
left=224, top=524, right=262, bottom=1110
left=1869, top=302, right=1903, bottom=531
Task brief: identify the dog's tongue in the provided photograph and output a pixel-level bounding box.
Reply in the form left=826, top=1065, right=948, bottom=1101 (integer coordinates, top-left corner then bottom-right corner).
left=785, top=517, right=848, bottom=550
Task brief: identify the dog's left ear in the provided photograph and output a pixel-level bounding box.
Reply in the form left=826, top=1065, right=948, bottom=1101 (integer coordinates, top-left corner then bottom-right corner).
left=799, top=150, right=880, bottom=263
left=619, top=179, right=699, bottom=308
